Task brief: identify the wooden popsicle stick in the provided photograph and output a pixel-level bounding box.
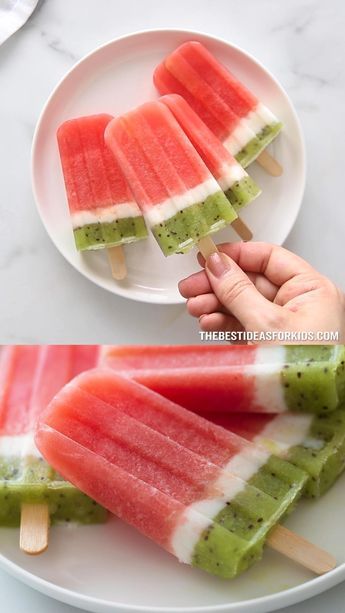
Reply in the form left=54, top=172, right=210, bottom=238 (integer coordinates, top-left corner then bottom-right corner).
left=20, top=503, right=50, bottom=555
left=107, top=246, right=127, bottom=280
left=267, top=524, right=336, bottom=575
left=231, top=217, right=253, bottom=241
left=18, top=501, right=335, bottom=572
left=197, top=236, right=219, bottom=259
left=256, top=150, right=283, bottom=176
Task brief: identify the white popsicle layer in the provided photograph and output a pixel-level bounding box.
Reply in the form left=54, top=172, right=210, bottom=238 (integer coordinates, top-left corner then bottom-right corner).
left=171, top=445, right=269, bottom=563
left=253, top=346, right=287, bottom=412
left=171, top=507, right=213, bottom=563
left=253, top=414, right=324, bottom=454
left=216, top=162, right=248, bottom=192
left=71, top=201, right=142, bottom=229
left=143, top=177, right=222, bottom=228
left=0, top=433, right=41, bottom=458
left=223, top=103, right=279, bottom=156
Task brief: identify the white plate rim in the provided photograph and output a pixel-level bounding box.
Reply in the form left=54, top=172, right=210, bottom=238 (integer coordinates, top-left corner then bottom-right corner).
left=31, top=27, right=306, bottom=306
left=0, top=544, right=344, bottom=613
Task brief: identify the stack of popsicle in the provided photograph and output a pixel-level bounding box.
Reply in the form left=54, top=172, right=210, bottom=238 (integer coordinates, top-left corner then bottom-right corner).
left=154, top=41, right=283, bottom=174
left=4, top=343, right=338, bottom=578
left=101, top=345, right=345, bottom=499
left=0, top=345, right=107, bottom=554
left=36, top=368, right=335, bottom=578
left=161, top=94, right=261, bottom=215
left=56, top=39, right=284, bottom=274
left=105, top=100, right=248, bottom=256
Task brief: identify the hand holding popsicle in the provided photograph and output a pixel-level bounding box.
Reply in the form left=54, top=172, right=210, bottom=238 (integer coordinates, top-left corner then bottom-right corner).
left=179, top=242, right=345, bottom=342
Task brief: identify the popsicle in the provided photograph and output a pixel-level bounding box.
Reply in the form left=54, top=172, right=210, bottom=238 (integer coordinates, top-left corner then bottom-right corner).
left=0, top=345, right=106, bottom=554
left=101, top=345, right=345, bottom=414
left=154, top=41, right=283, bottom=175
left=57, top=114, right=148, bottom=279
left=36, top=370, right=335, bottom=578
left=104, top=101, right=240, bottom=258
left=161, top=94, right=261, bottom=213
left=206, top=411, right=345, bottom=498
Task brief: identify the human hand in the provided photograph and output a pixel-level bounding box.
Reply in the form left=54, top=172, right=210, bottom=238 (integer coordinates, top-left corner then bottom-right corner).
left=179, top=242, right=345, bottom=343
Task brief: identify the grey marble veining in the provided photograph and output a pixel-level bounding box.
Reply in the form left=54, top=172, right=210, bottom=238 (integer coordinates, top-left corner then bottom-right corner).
left=0, top=0, right=344, bottom=344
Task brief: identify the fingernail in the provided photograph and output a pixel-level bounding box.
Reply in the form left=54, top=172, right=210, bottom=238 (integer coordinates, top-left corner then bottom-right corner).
left=206, top=253, right=231, bottom=277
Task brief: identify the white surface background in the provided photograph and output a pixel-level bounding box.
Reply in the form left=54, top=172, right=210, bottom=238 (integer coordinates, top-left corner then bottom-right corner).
left=0, top=0, right=344, bottom=610
left=0, top=0, right=344, bottom=343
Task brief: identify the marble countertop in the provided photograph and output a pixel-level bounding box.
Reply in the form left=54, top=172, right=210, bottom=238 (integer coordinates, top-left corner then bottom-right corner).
left=0, top=0, right=344, bottom=344
left=0, top=0, right=344, bottom=609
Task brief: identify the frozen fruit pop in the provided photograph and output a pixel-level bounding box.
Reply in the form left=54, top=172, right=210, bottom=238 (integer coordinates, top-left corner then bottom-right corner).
left=206, top=411, right=345, bottom=498
left=154, top=41, right=283, bottom=173
left=0, top=346, right=106, bottom=540
left=36, top=370, right=310, bottom=579
left=57, top=114, right=148, bottom=278
left=161, top=94, right=261, bottom=212
left=101, top=345, right=345, bottom=414
left=105, top=101, right=238, bottom=257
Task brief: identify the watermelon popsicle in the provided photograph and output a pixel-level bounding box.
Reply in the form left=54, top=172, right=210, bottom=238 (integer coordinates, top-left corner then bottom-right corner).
left=0, top=345, right=106, bottom=554
left=57, top=114, right=148, bottom=280
left=36, top=370, right=335, bottom=578
left=105, top=101, right=243, bottom=258
left=207, top=411, right=345, bottom=498
left=154, top=41, right=283, bottom=175
left=161, top=94, right=261, bottom=213
left=101, top=345, right=345, bottom=414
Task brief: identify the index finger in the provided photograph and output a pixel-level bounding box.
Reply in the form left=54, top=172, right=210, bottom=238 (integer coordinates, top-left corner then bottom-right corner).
left=198, top=242, right=314, bottom=287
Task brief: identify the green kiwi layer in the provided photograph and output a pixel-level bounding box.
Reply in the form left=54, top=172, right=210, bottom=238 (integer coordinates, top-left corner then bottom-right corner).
left=235, top=122, right=282, bottom=168
left=0, top=456, right=107, bottom=526
left=151, top=190, right=237, bottom=256
left=225, top=175, right=261, bottom=211
left=283, top=346, right=345, bottom=413
left=192, top=456, right=307, bottom=578
left=73, top=216, right=148, bottom=251
left=287, top=410, right=345, bottom=497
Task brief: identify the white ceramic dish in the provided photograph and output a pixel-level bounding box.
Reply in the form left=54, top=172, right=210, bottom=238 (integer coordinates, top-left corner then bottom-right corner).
left=31, top=29, right=305, bottom=305
left=0, top=471, right=344, bottom=613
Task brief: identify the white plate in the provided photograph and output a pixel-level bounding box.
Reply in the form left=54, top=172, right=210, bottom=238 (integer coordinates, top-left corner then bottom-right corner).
left=0, top=472, right=344, bottom=613
left=31, top=29, right=305, bottom=305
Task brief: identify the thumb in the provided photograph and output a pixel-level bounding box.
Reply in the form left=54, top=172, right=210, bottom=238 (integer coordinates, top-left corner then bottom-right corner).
left=205, top=252, right=281, bottom=329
